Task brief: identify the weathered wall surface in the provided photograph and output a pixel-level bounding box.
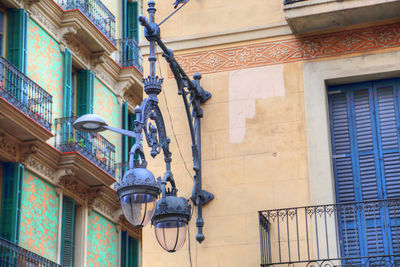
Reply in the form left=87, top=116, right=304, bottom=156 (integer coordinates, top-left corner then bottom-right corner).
left=19, top=170, right=59, bottom=262
left=87, top=211, right=119, bottom=266
left=27, top=19, right=63, bottom=120
left=141, top=35, right=308, bottom=266
left=150, top=0, right=285, bottom=40
left=94, top=77, right=122, bottom=163
left=140, top=0, right=400, bottom=266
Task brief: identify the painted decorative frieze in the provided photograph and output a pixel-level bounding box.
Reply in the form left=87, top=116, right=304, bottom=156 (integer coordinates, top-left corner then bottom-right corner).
left=174, top=22, right=400, bottom=76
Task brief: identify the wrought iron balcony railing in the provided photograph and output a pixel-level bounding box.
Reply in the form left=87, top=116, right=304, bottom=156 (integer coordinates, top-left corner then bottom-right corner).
left=259, top=199, right=400, bottom=267
left=116, top=38, right=143, bottom=72
left=56, top=0, right=116, bottom=44
left=55, top=116, right=116, bottom=176
left=0, top=236, right=61, bottom=267
left=284, top=0, right=307, bottom=4
left=0, top=57, right=53, bottom=131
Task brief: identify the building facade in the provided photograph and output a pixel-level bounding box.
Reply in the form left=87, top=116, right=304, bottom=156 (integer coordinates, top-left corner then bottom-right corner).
left=138, top=0, right=400, bottom=267
left=1, top=0, right=400, bottom=266
left=0, top=0, right=144, bottom=266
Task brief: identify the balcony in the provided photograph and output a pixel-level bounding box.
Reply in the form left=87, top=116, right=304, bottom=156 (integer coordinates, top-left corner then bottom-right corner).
left=0, top=57, right=52, bottom=132
left=0, top=236, right=61, bottom=267
left=283, top=0, right=400, bottom=34
left=258, top=199, right=400, bottom=266
left=55, top=116, right=116, bottom=177
left=57, top=0, right=116, bottom=44
left=116, top=38, right=143, bottom=73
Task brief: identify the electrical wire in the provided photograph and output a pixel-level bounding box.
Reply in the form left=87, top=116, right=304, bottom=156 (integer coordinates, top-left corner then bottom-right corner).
left=156, top=51, right=194, bottom=181
left=156, top=47, right=195, bottom=267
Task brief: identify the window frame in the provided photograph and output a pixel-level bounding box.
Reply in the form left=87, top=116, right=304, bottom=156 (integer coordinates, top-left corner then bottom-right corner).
left=0, top=8, right=5, bottom=57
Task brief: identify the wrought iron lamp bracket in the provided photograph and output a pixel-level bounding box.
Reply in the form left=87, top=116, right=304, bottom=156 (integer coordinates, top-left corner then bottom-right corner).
left=138, top=0, right=214, bottom=243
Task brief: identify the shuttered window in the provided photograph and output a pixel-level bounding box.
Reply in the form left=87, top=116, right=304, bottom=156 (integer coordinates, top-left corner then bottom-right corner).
left=63, top=49, right=73, bottom=118
left=0, top=10, right=4, bottom=57
left=61, top=195, right=76, bottom=267
left=122, top=102, right=137, bottom=163
left=7, top=9, right=27, bottom=73
left=329, top=78, right=400, bottom=264
left=77, top=70, right=94, bottom=116
left=123, top=1, right=139, bottom=40
left=0, top=162, right=24, bottom=244
left=121, top=231, right=139, bottom=267
left=122, top=102, right=129, bottom=163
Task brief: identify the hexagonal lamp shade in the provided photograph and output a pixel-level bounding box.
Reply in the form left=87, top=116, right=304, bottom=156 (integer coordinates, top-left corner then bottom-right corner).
left=152, top=194, right=191, bottom=252
left=115, top=166, right=161, bottom=227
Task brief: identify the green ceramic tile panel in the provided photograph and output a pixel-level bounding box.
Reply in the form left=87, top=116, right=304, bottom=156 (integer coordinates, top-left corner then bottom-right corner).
left=26, top=19, right=63, bottom=120
left=93, top=78, right=121, bottom=163
left=19, top=170, right=59, bottom=262
left=87, top=211, right=119, bottom=266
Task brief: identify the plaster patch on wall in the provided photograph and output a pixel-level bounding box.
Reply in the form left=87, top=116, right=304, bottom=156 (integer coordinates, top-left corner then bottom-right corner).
left=229, top=64, right=286, bottom=143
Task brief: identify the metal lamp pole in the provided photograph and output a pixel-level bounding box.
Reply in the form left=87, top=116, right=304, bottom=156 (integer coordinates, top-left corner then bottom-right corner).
left=138, top=0, right=213, bottom=243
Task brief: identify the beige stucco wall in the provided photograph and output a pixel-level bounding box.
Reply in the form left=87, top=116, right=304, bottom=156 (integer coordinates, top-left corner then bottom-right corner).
left=138, top=0, right=400, bottom=266
left=140, top=44, right=309, bottom=267
left=147, top=0, right=286, bottom=40
left=102, top=0, right=123, bottom=39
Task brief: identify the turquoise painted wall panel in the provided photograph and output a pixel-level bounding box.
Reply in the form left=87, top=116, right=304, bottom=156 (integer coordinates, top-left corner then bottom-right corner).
left=19, top=170, right=59, bottom=262
left=87, top=211, right=119, bottom=266
left=27, top=19, right=63, bottom=120
left=93, top=78, right=121, bottom=163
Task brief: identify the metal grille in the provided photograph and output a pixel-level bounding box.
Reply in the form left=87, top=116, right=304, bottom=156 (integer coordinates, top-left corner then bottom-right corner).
left=116, top=38, right=143, bottom=72
left=0, top=236, right=61, bottom=266
left=259, top=199, right=400, bottom=266
left=54, top=116, right=116, bottom=176
left=0, top=57, right=53, bottom=131
left=56, top=0, right=116, bottom=44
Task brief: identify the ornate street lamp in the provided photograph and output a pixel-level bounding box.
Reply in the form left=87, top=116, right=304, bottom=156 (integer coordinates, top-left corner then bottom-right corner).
left=73, top=0, right=214, bottom=252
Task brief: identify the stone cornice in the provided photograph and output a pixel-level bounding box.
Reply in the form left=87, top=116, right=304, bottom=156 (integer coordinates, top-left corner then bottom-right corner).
left=21, top=141, right=59, bottom=185
left=0, top=97, right=54, bottom=142
left=172, top=21, right=400, bottom=76
left=61, top=9, right=116, bottom=55
left=94, top=56, right=144, bottom=107
left=18, top=140, right=122, bottom=223
left=0, top=130, right=19, bottom=162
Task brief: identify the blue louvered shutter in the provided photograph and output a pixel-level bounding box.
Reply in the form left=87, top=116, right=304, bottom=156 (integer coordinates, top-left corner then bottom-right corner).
left=329, top=89, right=364, bottom=263
left=0, top=163, right=24, bottom=244
left=372, top=79, right=400, bottom=261
left=329, top=79, right=400, bottom=265
left=61, top=195, right=75, bottom=267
